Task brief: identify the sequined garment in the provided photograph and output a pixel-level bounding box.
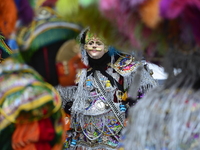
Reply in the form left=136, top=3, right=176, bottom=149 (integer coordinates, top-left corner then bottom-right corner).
left=57, top=53, right=157, bottom=150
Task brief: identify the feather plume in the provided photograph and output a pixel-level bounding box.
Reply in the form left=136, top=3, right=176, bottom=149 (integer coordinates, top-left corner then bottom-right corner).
left=126, top=0, right=147, bottom=7
left=99, top=0, right=142, bottom=50
left=160, top=0, right=200, bottom=45
left=160, top=0, right=186, bottom=19
left=139, top=0, right=162, bottom=29
left=79, top=0, right=97, bottom=7
left=18, top=0, right=34, bottom=25
left=56, top=1, right=136, bottom=52
left=160, top=0, right=200, bottom=19
left=28, top=0, right=37, bottom=8
left=56, top=0, right=200, bottom=60
left=184, top=6, right=200, bottom=45
left=55, top=0, right=79, bottom=17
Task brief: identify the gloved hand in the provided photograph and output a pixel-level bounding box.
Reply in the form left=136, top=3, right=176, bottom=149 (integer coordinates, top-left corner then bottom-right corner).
left=64, top=102, right=73, bottom=114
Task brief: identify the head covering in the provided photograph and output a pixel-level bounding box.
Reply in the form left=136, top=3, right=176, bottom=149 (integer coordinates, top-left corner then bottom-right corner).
left=84, top=29, right=106, bottom=45
left=16, top=7, right=82, bottom=86
left=17, top=7, right=81, bottom=62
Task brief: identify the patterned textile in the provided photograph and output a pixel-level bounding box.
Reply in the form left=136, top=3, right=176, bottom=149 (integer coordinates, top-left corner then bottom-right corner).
left=0, top=56, right=65, bottom=150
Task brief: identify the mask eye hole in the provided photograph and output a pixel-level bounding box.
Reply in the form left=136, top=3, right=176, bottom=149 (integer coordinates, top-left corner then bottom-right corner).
left=88, top=41, right=94, bottom=45
left=96, top=41, right=102, bottom=46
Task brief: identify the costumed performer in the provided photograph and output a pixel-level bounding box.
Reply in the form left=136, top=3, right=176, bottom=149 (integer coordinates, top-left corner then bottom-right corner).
left=118, top=48, right=200, bottom=150
left=16, top=6, right=86, bottom=147
left=16, top=6, right=82, bottom=86
left=0, top=7, right=85, bottom=150
left=56, top=28, right=158, bottom=149
left=0, top=35, right=64, bottom=150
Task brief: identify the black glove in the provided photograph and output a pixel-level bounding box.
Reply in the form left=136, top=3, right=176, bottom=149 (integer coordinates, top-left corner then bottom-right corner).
left=64, top=102, right=73, bottom=114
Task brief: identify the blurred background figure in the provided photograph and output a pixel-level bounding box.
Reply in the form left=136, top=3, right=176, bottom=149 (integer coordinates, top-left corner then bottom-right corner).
left=56, top=39, right=86, bottom=87
left=0, top=36, right=65, bottom=150
left=0, top=3, right=86, bottom=150
left=119, top=49, right=200, bottom=150
left=16, top=7, right=81, bottom=86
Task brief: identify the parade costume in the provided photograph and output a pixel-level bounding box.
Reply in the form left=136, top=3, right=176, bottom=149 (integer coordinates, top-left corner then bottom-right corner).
left=0, top=6, right=83, bottom=150
left=119, top=49, right=200, bottom=150
left=0, top=51, right=65, bottom=150
left=56, top=29, right=157, bottom=149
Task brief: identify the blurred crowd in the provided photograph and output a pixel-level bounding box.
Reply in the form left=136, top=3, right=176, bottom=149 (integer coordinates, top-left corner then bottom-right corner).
left=1, top=0, right=200, bottom=150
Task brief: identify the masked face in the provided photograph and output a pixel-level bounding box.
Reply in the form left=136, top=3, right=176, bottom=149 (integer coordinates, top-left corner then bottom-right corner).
left=85, top=38, right=106, bottom=59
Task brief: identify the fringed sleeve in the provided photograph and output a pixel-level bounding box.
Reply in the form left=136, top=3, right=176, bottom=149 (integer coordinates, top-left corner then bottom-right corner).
left=139, top=63, right=158, bottom=92
left=123, top=62, right=158, bottom=93
left=55, top=85, right=77, bottom=108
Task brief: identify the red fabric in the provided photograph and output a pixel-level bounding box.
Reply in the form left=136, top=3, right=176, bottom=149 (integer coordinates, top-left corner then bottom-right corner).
left=35, top=118, right=55, bottom=150
left=35, top=142, right=51, bottom=150
left=38, top=118, right=55, bottom=141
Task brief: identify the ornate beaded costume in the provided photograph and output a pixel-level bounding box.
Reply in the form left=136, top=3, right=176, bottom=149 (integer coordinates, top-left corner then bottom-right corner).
left=56, top=29, right=157, bottom=150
